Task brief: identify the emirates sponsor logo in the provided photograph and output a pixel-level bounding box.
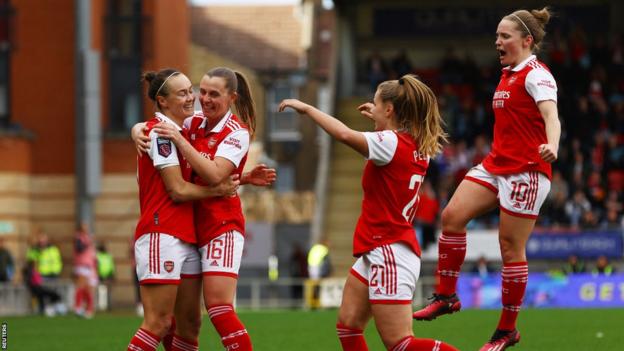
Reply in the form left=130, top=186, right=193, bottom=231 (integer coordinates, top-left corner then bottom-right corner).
left=493, top=90, right=511, bottom=99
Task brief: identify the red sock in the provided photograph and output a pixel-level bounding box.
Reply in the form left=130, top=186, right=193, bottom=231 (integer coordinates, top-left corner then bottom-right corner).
left=497, top=262, right=528, bottom=331
left=128, top=328, right=161, bottom=351
left=436, top=232, right=466, bottom=295
left=391, top=336, right=459, bottom=351
left=74, top=287, right=85, bottom=311
left=208, top=304, right=252, bottom=351
left=171, top=333, right=198, bottom=351
left=84, top=288, right=94, bottom=314
left=336, top=323, right=368, bottom=351
left=162, top=317, right=176, bottom=351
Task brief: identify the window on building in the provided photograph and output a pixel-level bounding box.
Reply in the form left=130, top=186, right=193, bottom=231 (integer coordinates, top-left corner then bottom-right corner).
left=0, top=0, right=13, bottom=129
left=106, top=0, right=143, bottom=132
left=275, top=162, right=295, bottom=193
left=268, top=84, right=301, bottom=142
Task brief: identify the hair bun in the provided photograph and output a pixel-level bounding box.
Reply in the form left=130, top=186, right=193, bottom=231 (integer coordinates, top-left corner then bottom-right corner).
left=142, top=71, right=157, bottom=83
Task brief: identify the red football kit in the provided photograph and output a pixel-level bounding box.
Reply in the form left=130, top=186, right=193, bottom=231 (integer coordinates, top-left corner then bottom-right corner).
left=135, top=113, right=195, bottom=243
left=483, top=55, right=558, bottom=179
left=184, top=111, right=250, bottom=247
left=353, top=130, right=429, bottom=257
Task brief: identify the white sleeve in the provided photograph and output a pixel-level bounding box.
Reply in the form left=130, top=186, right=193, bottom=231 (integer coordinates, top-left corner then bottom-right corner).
left=525, top=69, right=558, bottom=103
left=183, top=117, right=193, bottom=130
left=215, top=129, right=250, bottom=167
left=147, top=130, right=180, bottom=170
left=363, top=131, right=398, bottom=166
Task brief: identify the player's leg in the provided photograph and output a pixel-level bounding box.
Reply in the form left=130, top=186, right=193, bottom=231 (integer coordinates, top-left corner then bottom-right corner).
left=201, top=231, right=252, bottom=351
left=169, top=243, right=203, bottom=351
left=337, top=269, right=372, bottom=351
left=369, top=244, right=459, bottom=351
left=480, top=171, right=549, bottom=351
left=127, top=284, right=177, bottom=351
left=414, top=165, right=499, bottom=321
left=127, top=233, right=184, bottom=351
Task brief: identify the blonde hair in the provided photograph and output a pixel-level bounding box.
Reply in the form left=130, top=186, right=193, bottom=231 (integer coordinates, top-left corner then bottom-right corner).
left=504, top=7, right=552, bottom=52
left=377, top=74, right=447, bottom=158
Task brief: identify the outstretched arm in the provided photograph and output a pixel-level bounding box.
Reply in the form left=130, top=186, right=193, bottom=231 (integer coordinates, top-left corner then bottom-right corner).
left=241, top=164, right=276, bottom=186
left=538, top=100, right=560, bottom=163
left=279, top=99, right=369, bottom=157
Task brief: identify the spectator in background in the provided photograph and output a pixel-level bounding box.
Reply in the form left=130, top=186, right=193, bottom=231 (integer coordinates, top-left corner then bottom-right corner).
left=391, top=49, right=413, bottom=78
left=471, top=256, right=494, bottom=279
left=562, top=255, right=586, bottom=275
left=365, top=50, right=388, bottom=93
left=413, top=180, right=439, bottom=251
left=96, top=242, right=115, bottom=311
left=307, top=240, right=332, bottom=280
left=0, top=238, right=14, bottom=283
left=289, top=243, right=308, bottom=302
left=592, top=255, right=616, bottom=276
left=565, top=190, right=591, bottom=228
left=23, top=259, right=66, bottom=316
left=73, top=222, right=98, bottom=318
left=36, top=233, right=62, bottom=280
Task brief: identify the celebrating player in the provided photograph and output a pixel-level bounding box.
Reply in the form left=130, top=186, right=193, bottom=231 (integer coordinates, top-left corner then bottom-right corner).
left=279, top=75, right=459, bottom=351
left=127, top=68, right=240, bottom=351
left=150, top=67, right=261, bottom=351
left=412, top=7, right=560, bottom=351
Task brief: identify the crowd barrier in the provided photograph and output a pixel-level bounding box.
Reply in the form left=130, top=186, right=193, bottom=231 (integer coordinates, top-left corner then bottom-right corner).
left=457, top=273, right=624, bottom=308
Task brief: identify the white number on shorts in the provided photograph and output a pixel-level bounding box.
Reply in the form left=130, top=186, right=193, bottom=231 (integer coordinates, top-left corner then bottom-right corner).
left=208, top=239, right=224, bottom=259
left=510, top=181, right=529, bottom=202
left=401, top=174, right=424, bottom=223
left=370, top=264, right=385, bottom=287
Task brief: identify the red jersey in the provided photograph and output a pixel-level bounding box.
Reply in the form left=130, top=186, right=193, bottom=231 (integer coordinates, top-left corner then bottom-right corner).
left=353, top=131, right=429, bottom=257
left=135, top=113, right=195, bottom=243
left=483, top=55, right=558, bottom=179
left=184, top=111, right=250, bottom=246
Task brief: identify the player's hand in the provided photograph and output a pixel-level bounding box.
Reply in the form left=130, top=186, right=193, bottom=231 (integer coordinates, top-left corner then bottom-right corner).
left=357, top=102, right=374, bottom=120
left=279, top=99, right=310, bottom=115
left=218, top=174, right=241, bottom=197
left=539, top=144, right=558, bottom=163
left=243, top=164, right=276, bottom=186
left=131, top=123, right=150, bottom=155
left=153, top=122, right=183, bottom=144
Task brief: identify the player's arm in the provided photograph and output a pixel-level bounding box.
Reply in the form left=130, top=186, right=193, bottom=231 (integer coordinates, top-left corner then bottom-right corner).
left=278, top=99, right=369, bottom=157
left=241, top=164, right=276, bottom=186
left=131, top=122, right=150, bottom=154
left=159, top=166, right=239, bottom=203
left=153, top=122, right=240, bottom=185
left=537, top=100, right=560, bottom=163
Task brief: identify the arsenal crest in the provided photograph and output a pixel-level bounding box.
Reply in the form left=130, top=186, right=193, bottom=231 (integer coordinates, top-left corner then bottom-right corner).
left=208, top=138, right=217, bottom=148
left=157, top=138, right=172, bottom=157
left=164, top=260, right=175, bottom=273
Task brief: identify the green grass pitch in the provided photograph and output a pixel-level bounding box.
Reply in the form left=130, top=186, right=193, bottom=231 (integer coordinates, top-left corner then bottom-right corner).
left=2, top=308, right=623, bottom=350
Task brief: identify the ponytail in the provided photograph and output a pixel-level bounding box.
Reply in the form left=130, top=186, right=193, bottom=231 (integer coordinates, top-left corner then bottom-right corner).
left=234, top=71, right=256, bottom=137
left=378, top=74, right=447, bottom=158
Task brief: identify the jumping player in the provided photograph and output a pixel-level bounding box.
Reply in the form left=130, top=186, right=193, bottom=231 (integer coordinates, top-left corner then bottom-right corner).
left=412, top=8, right=560, bottom=351
left=279, top=75, right=459, bottom=351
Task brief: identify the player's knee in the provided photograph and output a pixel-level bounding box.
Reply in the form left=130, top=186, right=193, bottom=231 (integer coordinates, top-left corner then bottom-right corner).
left=498, top=236, right=521, bottom=262
left=441, top=206, right=464, bottom=232
left=336, top=312, right=366, bottom=330
left=144, top=313, right=174, bottom=337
